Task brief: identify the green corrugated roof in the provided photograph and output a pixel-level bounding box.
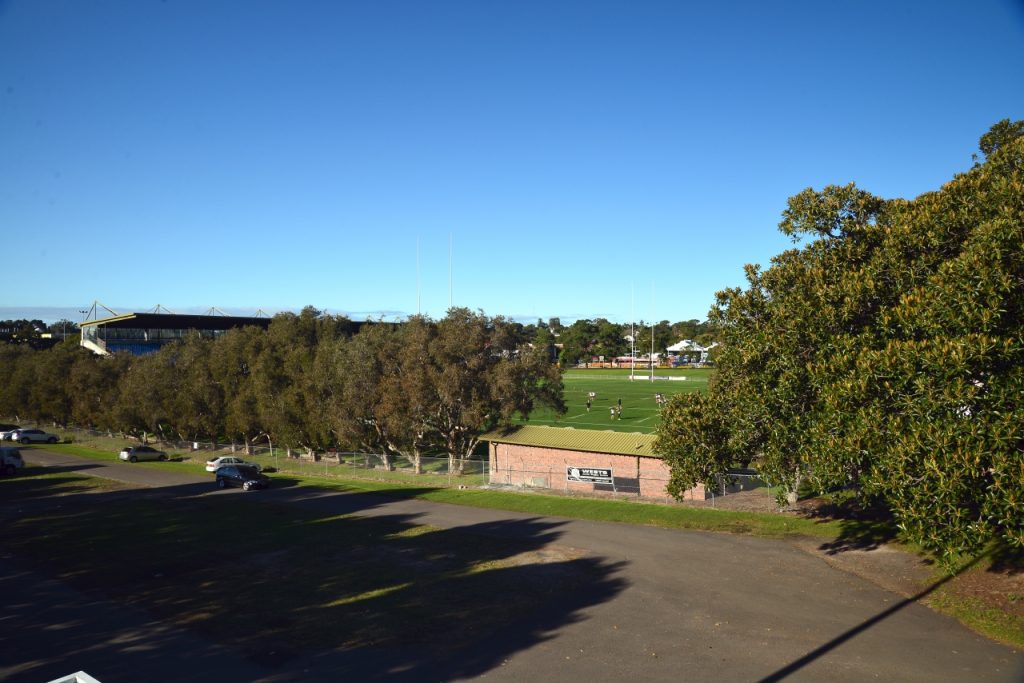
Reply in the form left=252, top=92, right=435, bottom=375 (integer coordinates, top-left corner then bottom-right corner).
left=481, top=425, right=661, bottom=458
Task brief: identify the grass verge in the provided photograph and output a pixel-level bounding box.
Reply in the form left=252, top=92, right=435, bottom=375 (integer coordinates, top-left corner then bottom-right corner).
left=38, top=442, right=841, bottom=539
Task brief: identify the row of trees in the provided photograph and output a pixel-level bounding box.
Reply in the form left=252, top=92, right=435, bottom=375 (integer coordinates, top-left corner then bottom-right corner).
left=656, top=121, right=1024, bottom=561
left=0, top=308, right=565, bottom=472
left=543, top=318, right=718, bottom=367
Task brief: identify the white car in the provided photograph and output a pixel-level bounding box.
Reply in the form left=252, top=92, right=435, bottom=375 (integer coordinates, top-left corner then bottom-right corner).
left=205, top=456, right=261, bottom=473
left=119, top=445, right=168, bottom=462
left=0, top=426, right=22, bottom=441
left=10, top=428, right=60, bottom=444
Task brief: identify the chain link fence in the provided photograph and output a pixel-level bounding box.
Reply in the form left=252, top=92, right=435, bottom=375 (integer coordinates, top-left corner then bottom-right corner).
left=485, top=464, right=777, bottom=510
left=5, top=420, right=491, bottom=489
left=7, top=419, right=776, bottom=509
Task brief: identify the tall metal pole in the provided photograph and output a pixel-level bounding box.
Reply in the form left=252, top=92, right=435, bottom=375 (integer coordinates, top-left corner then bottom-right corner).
left=630, top=283, right=635, bottom=380
left=650, top=282, right=655, bottom=382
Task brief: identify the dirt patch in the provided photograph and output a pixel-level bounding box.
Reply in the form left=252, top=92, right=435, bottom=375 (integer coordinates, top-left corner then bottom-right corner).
left=946, top=566, right=1024, bottom=619
left=787, top=535, right=933, bottom=599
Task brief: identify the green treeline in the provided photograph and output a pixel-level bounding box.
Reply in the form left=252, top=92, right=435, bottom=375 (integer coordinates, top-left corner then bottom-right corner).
left=0, top=308, right=565, bottom=472
left=656, top=121, right=1024, bottom=561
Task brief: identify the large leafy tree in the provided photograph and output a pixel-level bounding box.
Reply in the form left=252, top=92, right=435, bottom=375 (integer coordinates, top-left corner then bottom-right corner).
left=657, top=121, right=1024, bottom=561
left=426, top=308, right=565, bottom=473
left=558, top=319, right=597, bottom=366
left=211, top=326, right=268, bottom=454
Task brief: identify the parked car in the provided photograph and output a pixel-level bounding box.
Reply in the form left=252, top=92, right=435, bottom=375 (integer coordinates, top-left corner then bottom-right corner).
left=119, top=445, right=168, bottom=462
left=0, top=425, right=21, bottom=441
left=215, top=465, right=270, bottom=491
left=205, top=456, right=261, bottom=473
left=0, top=447, right=24, bottom=476
left=11, top=429, right=59, bottom=444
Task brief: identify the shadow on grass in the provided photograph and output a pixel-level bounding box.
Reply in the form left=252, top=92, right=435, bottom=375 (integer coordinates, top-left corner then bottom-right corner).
left=987, top=542, right=1024, bottom=576
left=3, top=473, right=629, bottom=682
left=798, top=493, right=901, bottom=554
left=0, top=472, right=108, bottom=501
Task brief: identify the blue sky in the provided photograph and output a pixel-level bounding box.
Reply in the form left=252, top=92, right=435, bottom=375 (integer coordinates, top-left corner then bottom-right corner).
left=2, top=0, right=1022, bottom=325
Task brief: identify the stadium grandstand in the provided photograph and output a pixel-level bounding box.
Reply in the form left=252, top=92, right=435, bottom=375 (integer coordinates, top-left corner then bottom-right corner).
left=79, top=303, right=273, bottom=356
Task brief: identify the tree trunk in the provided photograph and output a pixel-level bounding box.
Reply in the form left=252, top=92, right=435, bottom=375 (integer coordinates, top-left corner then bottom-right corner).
left=244, top=435, right=254, bottom=456
left=786, top=469, right=803, bottom=508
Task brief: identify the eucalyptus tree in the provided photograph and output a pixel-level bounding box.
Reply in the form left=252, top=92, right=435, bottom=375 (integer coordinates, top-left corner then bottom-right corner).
left=255, top=308, right=349, bottom=455
left=111, top=351, right=176, bottom=442
left=0, top=344, right=35, bottom=421
left=426, top=308, right=565, bottom=473
left=67, top=350, right=128, bottom=431
left=327, top=321, right=404, bottom=468
left=211, top=326, right=267, bottom=454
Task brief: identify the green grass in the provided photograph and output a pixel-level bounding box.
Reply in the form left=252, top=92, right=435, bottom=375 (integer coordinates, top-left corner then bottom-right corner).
left=32, top=442, right=211, bottom=475
left=295, top=473, right=841, bottom=539
left=38, top=442, right=838, bottom=540
left=928, top=587, right=1024, bottom=648
left=526, top=367, right=713, bottom=433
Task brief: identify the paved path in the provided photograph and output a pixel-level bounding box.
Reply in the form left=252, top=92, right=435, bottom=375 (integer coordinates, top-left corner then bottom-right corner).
left=5, top=449, right=1022, bottom=682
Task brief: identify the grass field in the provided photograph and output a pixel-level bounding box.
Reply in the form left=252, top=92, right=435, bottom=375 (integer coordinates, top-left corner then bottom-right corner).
left=524, top=367, right=712, bottom=433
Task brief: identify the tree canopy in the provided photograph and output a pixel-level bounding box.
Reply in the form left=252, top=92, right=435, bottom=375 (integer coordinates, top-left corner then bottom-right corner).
left=656, top=121, right=1024, bottom=562
left=0, top=308, right=565, bottom=469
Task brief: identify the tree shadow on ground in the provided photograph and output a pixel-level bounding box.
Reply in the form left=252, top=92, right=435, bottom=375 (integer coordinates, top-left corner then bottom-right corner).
left=799, top=494, right=902, bottom=554
left=3, top=474, right=630, bottom=682
left=0, top=469, right=110, bottom=502
left=987, top=542, right=1024, bottom=576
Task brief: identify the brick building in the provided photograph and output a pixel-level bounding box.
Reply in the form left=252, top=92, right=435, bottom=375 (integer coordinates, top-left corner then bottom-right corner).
left=482, top=425, right=705, bottom=502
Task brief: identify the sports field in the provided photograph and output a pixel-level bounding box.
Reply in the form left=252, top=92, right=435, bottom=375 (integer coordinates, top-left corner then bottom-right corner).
left=525, top=367, right=712, bottom=434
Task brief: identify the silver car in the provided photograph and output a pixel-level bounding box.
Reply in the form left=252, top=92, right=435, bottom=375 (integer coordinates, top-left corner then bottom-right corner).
left=119, top=445, right=168, bottom=462
left=205, top=455, right=261, bottom=472
left=11, top=429, right=59, bottom=444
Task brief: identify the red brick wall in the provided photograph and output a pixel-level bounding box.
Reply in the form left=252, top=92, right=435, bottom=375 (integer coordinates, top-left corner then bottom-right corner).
left=488, top=442, right=705, bottom=502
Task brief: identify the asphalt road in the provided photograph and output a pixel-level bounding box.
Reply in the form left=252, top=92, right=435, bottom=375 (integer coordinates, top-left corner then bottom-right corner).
left=4, top=449, right=1021, bottom=682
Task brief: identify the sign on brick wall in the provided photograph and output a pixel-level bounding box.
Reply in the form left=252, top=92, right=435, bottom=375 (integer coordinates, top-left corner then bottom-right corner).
left=566, top=466, right=613, bottom=485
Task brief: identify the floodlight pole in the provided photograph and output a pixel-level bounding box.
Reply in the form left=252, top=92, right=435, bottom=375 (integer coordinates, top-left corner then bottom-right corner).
left=630, top=283, right=635, bottom=380
left=650, top=283, right=655, bottom=382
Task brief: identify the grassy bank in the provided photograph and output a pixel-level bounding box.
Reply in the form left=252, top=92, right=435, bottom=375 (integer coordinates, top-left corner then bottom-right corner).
left=38, top=442, right=837, bottom=539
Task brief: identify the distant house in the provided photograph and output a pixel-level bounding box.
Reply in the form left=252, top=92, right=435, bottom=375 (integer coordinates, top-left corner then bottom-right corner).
left=666, top=339, right=717, bottom=364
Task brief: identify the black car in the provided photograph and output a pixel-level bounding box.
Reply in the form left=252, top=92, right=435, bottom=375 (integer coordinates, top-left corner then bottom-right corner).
left=215, top=465, right=270, bottom=491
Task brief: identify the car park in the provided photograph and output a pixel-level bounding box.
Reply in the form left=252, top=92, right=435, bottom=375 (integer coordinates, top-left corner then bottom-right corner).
left=205, top=455, right=261, bottom=472
left=0, top=447, right=24, bottom=476
left=11, top=429, right=59, bottom=444
left=119, top=445, right=168, bottom=462
left=215, top=465, right=270, bottom=491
